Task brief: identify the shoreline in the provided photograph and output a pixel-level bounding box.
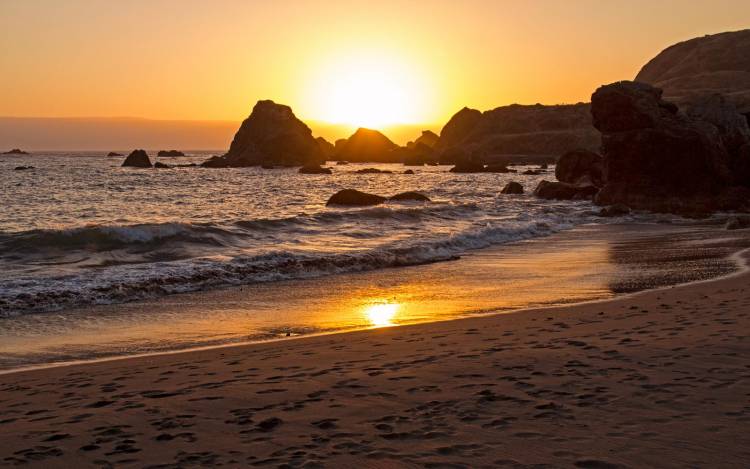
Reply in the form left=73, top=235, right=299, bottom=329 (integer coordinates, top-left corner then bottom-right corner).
left=2, top=221, right=746, bottom=374
left=1, top=231, right=750, bottom=466
left=3, top=240, right=748, bottom=378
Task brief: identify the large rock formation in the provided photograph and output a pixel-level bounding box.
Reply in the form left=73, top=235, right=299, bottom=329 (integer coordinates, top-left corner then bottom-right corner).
left=436, top=103, right=600, bottom=163
left=555, top=149, right=604, bottom=186
left=316, top=137, right=336, bottom=160
left=202, top=100, right=322, bottom=168
left=334, top=128, right=399, bottom=162
left=121, top=149, right=152, bottom=168
left=635, top=29, right=750, bottom=116
left=591, top=81, right=750, bottom=213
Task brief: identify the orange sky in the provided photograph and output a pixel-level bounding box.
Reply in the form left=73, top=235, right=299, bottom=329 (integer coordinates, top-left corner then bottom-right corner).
left=1, top=0, right=749, bottom=133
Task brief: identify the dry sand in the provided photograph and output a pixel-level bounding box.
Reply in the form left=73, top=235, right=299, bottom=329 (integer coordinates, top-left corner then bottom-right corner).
left=1, top=254, right=749, bottom=468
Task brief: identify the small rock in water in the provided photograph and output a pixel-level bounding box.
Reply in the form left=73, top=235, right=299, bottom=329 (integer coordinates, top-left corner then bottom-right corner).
left=389, top=191, right=430, bottom=202
left=501, top=181, right=524, bottom=194
left=599, top=204, right=631, bottom=217
left=298, top=165, right=332, bottom=174
left=326, top=189, right=386, bottom=206
left=13, top=165, right=34, bottom=171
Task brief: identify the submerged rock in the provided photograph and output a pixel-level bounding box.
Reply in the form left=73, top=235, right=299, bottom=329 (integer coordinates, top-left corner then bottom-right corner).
left=389, top=191, right=430, bottom=202
left=534, top=180, right=598, bottom=200
left=157, top=150, right=185, bottom=157
left=299, top=165, right=332, bottom=174
left=355, top=168, right=392, bottom=174
left=13, top=165, right=34, bottom=171
left=121, top=149, right=152, bottom=168
left=449, top=161, right=486, bottom=173
left=501, top=181, right=524, bottom=194
left=403, top=169, right=415, bottom=174
left=485, top=164, right=514, bottom=173
left=153, top=162, right=171, bottom=169
left=326, top=189, right=386, bottom=206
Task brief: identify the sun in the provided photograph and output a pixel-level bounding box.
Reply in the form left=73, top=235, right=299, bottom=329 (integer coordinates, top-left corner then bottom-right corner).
left=303, top=50, right=431, bottom=128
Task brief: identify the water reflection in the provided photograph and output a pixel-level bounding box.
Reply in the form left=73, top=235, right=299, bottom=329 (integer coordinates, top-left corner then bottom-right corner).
left=364, top=302, right=400, bottom=327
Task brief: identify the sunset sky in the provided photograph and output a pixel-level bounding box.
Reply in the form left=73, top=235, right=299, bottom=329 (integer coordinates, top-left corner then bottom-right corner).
left=2, top=0, right=750, bottom=145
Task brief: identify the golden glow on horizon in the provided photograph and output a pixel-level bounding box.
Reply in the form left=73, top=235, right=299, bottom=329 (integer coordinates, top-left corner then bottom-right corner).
left=303, top=51, right=431, bottom=128
left=364, top=302, right=400, bottom=327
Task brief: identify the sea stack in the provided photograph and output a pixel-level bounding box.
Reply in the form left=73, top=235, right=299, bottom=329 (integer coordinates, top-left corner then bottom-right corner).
left=121, top=149, right=153, bottom=168
left=202, top=100, right=323, bottom=168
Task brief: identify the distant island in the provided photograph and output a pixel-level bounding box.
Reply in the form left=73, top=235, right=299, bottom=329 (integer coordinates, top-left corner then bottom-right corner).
left=2, top=148, right=29, bottom=155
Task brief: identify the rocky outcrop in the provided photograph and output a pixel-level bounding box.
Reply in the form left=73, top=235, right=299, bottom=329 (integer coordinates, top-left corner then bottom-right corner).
left=299, top=165, right=332, bottom=174
left=501, top=182, right=524, bottom=194
left=122, top=149, right=152, bottom=168
left=202, top=100, right=322, bottom=168
left=326, top=189, right=386, bottom=206
left=436, top=104, right=600, bottom=163
left=316, top=137, right=336, bottom=159
left=591, top=81, right=750, bottom=213
left=555, top=149, right=604, bottom=186
left=3, top=149, right=28, bottom=155
left=389, top=191, right=430, bottom=202
left=635, top=29, right=750, bottom=115
left=157, top=150, right=185, bottom=157
left=335, top=128, right=399, bottom=163
left=407, top=130, right=440, bottom=149
left=534, top=180, right=598, bottom=200
left=435, top=107, right=483, bottom=151
left=396, top=142, right=437, bottom=166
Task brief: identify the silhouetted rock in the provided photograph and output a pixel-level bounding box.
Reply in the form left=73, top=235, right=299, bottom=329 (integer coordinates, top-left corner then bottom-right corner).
left=3, top=149, right=28, bottom=155
left=202, top=100, right=322, bottom=168
left=635, top=29, right=750, bottom=114
left=107, top=152, right=123, bottom=157
left=389, top=191, right=430, bottom=202
left=591, top=81, right=743, bottom=213
left=355, top=168, right=392, bottom=174
left=399, top=142, right=437, bottom=165
left=404, top=169, right=415, bottom=174
left=555, top=149, right=604, bottom=186
left=407, top=130, right=440, bottom=149
left=121, top=149, right=152, bottom=168
left=436, top=104, right=600, bottom=163
left=316, top=137, right=336, bottom=159
left=326, top=189, right=386, bottom=206
left=599, top=204, right=631, bottom=217
left=449, top=162, right=485, bottom=173
left=157, top=150, right=185, bottom=157
left=436, top=107, right=483, bottom=151
left=501, top=181, right=524, bottom=194
left=336, top=128, right=399, bottom=162
left=153, top=162, right=171, bottom=169
left=299, top=165, right=332, bottom=174
left=485, top=164, right=514, bottom=173
left=13, top=165, right=34, bottom=170
left=534, top=180, right=598, bottom=200
left=685, top=94, right=750, bottom=184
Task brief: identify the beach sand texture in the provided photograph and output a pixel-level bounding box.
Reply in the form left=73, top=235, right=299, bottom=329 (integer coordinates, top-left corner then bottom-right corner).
left=1, top=251, right=749, bottom=467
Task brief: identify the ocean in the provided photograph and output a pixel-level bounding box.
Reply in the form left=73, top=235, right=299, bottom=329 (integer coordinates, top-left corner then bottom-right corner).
left=0, top=151, right=601, bottom=317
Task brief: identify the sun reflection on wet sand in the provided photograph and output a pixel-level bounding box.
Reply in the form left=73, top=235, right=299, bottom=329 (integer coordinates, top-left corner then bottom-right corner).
left=363, top=302, right=400, bottom=327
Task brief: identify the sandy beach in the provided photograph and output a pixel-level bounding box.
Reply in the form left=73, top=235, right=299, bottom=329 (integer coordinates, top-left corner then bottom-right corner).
left=1, top=245, right=749, bottom=467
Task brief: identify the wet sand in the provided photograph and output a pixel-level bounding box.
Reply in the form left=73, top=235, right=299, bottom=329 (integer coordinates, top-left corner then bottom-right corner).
left=1, top=222, right=745, bottom=372
left=1, top=226, right=750, bottom=467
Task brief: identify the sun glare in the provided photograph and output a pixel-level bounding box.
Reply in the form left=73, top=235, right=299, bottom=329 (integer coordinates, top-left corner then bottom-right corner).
left=364, top=303, right=400, bottom=328
left=303, top=51, right=431, bottom=128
